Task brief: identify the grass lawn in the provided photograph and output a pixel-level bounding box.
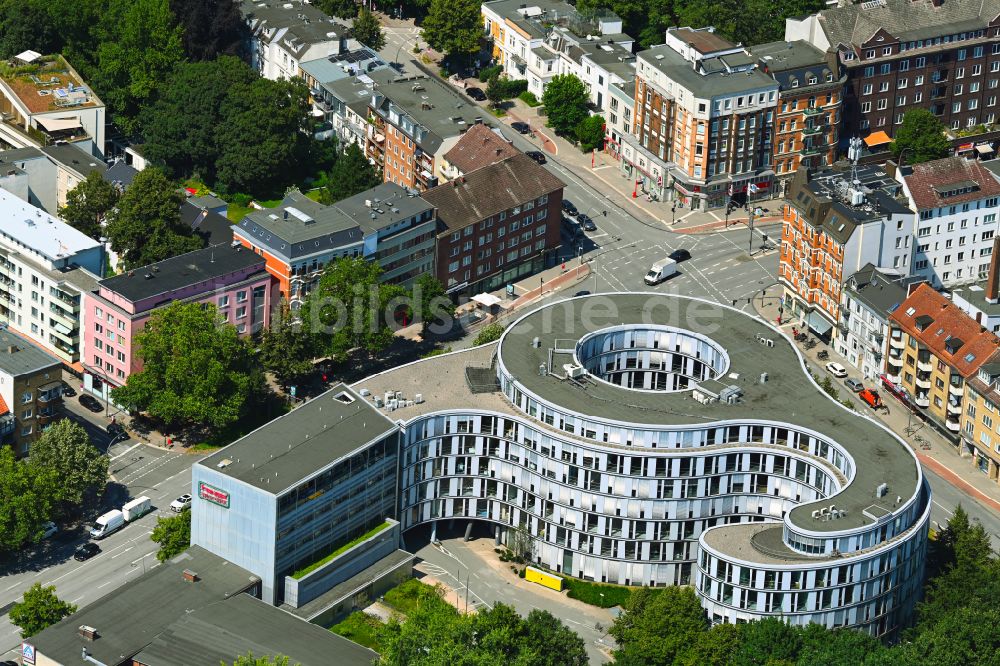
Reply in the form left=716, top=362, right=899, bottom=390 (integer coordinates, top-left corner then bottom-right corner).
left=382, top=578, right=441, bottom=616
left=330, top=611, right=383, bottom=651
left=256, top=198, right=283, bottom=208
left=182, top=178, right=210, bottom=195
left=292, top=521, right=392, bottom=579
left=563, top=577, right=636, bottom=608
left=305, top=188, right=326, bottom=202
left=489, top=107, right=507, bottom=118
left=226, top=202, right=253, bottom=222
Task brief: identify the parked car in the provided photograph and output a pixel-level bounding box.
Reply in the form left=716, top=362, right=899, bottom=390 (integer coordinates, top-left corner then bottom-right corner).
left=79, top=394, right=102, bottom=413
left=669, top=248, right=692, bottom=262
left=40, top=521, right=57, bottom=540
left=525, top=150, right=547, bottom=165
left=60, top=383, right=76, bottom=397
left=466, top=87, right=486, bottom=102
left=561, top=200, right=578, bottom=216
left=107, top=422, right=125, bottom=437
left=844, top=378, right=865, bottom=393
left=825, top=362, right=848, bottom=378
left=170, top=494, right=192, bottom=512
left=511, top=121, right=531, bottom=134
left=581, top=217, right=597, bottom=231
left=74, top=542, right=100, bottom=561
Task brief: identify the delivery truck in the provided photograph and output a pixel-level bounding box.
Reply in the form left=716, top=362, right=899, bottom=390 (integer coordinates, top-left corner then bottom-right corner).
left=90, top=510, right=125, bottom=539
left=122, top=496, right=152, bottom=522
left=644, top=257, right=678, bottom=285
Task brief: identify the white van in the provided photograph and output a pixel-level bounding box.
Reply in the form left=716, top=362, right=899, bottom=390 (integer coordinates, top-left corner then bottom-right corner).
left=644, top=258, right=678, bottom=285
left=90, top=510, right=125, bottom=539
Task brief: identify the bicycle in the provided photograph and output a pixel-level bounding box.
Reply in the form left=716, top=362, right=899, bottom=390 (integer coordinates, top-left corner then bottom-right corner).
left=904, top=425, right=918, bottom=436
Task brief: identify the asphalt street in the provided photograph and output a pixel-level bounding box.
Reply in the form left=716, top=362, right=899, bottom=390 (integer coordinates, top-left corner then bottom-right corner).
left=0, top=400, right=201, bottom=660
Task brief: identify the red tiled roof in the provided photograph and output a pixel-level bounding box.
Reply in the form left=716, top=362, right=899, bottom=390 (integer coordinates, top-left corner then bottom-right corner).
left=903, top=156, right=1000, bottom=211
left=443, top=124, right=521, bottom=175
left=0, top=395, right=10, bottom=417
left=889, top=283, right=1000, bottom=377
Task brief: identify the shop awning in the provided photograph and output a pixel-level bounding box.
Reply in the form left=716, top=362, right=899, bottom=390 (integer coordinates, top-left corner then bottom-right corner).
left=35, top=116, right=82, bottom=132
left=977, top=143, right=994, bottom=155
left=863, top=130, right=891, bottom=147
left=806, top=310, right=834, bottom=335
left=471, top=293, right=503, bottom=308
left=958, top=142, right=975, bottom=153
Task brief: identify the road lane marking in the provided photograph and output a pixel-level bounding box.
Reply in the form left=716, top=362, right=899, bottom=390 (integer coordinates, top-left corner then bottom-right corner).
left=111, top=547, right=134, bottom=559
left=97, top=580, right=114, bottom=589
left=109, top=442, right=143, bottom=461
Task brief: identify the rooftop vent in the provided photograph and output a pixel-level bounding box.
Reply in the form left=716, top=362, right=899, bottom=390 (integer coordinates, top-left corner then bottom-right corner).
left=216, top=458, right=234, bottom=469
left=334, top=391, right=355, bottom=404
left=78, top=625, right=99, bottom=641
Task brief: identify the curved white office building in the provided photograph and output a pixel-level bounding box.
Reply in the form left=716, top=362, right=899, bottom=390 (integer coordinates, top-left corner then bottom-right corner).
left=360, top=293, right=930, bottom=639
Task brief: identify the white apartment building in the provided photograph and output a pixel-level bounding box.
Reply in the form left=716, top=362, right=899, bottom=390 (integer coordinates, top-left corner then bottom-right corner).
left=898, top=156, right=1000, bottom=288
left=524, top=28, right=635, bottom=110
left=837, top=264, right=915, bottom=380
left=0, top=190, right=104, bottom=367
left=241, top=0, right=354, bottom=81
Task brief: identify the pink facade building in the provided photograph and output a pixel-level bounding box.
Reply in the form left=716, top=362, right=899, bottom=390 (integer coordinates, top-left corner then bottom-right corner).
left=81, top=245, right=275, bottom=402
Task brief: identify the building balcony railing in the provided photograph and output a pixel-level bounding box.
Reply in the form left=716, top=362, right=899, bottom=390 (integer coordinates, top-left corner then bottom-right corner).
left=915, top=394, right=930, bottom=408
left=915, top=376, right=931, bottom=390
left=947, top=402, right=962, bottom=415
left=800, top=145, right=825, bottom=156
left=950, top=382, right=964, bottom=397
left=802, top=125, right=823, bottom=136
left=889, top=336, right=905, bottom=349
left=886, top=355, right=903, bottom=367
left=946, top=418, right=962, bottom=432
left=917, top=359, right=933, bottom=373
left=803, top=107, right=824, bottom=116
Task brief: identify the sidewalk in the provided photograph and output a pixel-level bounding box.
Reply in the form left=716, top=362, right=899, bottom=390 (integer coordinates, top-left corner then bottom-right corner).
left=753, top=284, right=1000, bottom=516
left=503, top=101, right=784, bottom=234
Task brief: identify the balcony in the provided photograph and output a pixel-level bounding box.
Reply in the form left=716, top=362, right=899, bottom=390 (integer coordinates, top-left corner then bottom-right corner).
left=889, top=336, right=905, bottom=349
left=949, top=382, right=965, bottom=397
left=915, top=375, right=932, bottom=390
left=917, top=359, right=933, bottom=373
left=946, top=418, right=962, bottom=432
left=886, top=373, right=902, bottom=384
left=48, top=305, right=75, bottom=330
left=800, top=145, right=825, bottom=156
left=915, top=394, right=930, bottom=408
left=947, top=402, right=962, bottom=415
left=802, top=125, right=823, bottom=136
left=886, top=355, right=903, bottom=367
left=803, top=107, right=823, bottom=116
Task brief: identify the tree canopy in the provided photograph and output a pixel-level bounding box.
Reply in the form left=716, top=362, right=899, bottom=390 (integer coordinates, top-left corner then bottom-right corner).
left=377, top=591, right=586, bottom=665
left=301, top=257, right=406, bottom=359
left=412, top=274, right=455, bottom=334
left=104, top=167, right=202, bottom=269
left=27, top=419, right=108, bottom=508
left=542, top=74, right=590, bottom=136
left=259, top=300, right=316, bottom=387
left=353, top=8, right=386, bottom=51
left=321, top=143, right=383, bottom=204
left=230, top=654, right=295, bottom=666
left=575, top=115, right=606, bottom=152
left=169, top=0, right=246, bottom=61
left=472, top=323, right=505, bottom=346
left=315, top=0, right=357, bottom=19
left=0, top=447, right=56, bottom=553
left=9, top=583, right=77, bottom=638
left=110, top=301, right=265, bottom=432
left=892, top=109, right=951, bottom=165
left=60, top=170, right=121, bottom=240
left=421, top=0, right=482, bottom=62
left=151, top=509, right=191, bottom=561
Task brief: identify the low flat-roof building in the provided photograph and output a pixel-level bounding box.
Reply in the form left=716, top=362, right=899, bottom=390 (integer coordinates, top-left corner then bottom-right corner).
left=192, top=384, right=401, bottom=606
left=27, top=545, right=376, bottom=666
left=80, top=245, right=274, bottom=403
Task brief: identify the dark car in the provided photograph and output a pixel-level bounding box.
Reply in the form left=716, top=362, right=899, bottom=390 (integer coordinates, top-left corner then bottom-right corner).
left=581, top=217, right=597, bottom=232
left=525, top=150, right=547, bottom=164
left=60, top=383, right=76, bottom=398
left=466, top=87, right=486, bottom=102
left=107, top=422, right=125, bottom=437
left=79, top=394, right=103, bottom=413
left=561, top=200, right=578, bottom=216
left=511, top=121, right=531, bottom=134
left=669, top=248, right=692, bottom=262
left=74, top=542, right=100, bottom=561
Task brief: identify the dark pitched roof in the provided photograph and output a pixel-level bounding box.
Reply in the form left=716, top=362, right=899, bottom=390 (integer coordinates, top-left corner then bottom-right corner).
left=103, top=161, right=138, bottom=188
left=180, top=201, right=234, bottom=247
left=99, top=244, right=264, bottom=304
left=844, top=263, right=909, bottom=316
left=444, top=123, right=521, bottom=175
left=818, top=0, right=1000, bottom=47
left=890, top=283, right=1000, bottom=377
left=421, top=154, right=565, bottom=231
left=903, top=156, right=1000, bottom=211
left=237, top=191, right=364, bottom=262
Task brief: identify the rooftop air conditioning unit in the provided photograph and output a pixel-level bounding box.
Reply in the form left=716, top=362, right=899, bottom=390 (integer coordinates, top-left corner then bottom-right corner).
left=563, top=364, right=586, bottom=379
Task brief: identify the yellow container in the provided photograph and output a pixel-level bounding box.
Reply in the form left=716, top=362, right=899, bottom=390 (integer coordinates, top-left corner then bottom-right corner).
left=525, top=566, right=564, bottom=591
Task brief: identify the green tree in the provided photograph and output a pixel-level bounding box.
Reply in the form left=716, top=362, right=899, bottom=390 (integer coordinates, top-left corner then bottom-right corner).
left=472, top=322, right=505, bottom=346
left=59, top=169, right=121, bottom=240
left=323, top=143, right=382, bottom=203
left=731, top=617, right=802, bottom=666
left=574, top=115, right=605, bottom=152
left=353, top=8, right=386, bottom=51
left=610, top=587, right=709, bottom=666
left=315, top=0, right=357, bottom=19
left=27, top=419, right=108, bottom=508
left=259, top=300, right=315, bottom=387
left=151, top=510, right=191, bottom=561
left=141, top=57, right=258, bottom=182
left=229, top=653, right=294, bottom=666
left=891, top=109, right=951, bottom=165
left=9, top=583, right=77, bottom=638
left=542, top=74, right=590, bottom=135
left=678, top=622, right=741, bottom=666
left=214, top=77, right=312, bottom=196
left=301, top=257, right=405, bottom=359
left=110, top=302, right=265, bottom=432
left=0, top=448, right=56, bottom=552
left=169, top=0, right=245, bottom=60
left=421, top=0, right=481, bottom=62
left=0, top=0, right=61, bottom=59
left=104, top=167, right=202, bottom=269
left=412, top=274, right=455, bottom=333
left=522, top=608, right=588, bottom=666
left=91, top=0, right=186, bottom=134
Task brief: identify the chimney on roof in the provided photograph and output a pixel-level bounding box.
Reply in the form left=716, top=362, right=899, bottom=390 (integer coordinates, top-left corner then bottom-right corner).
left=6, top=345, right=16, bottom=354
left=986, top=236, right=1000, bottom=303
left=182, top=569, right=199, bottom=583
left=78, top=625, right=99, bottom=641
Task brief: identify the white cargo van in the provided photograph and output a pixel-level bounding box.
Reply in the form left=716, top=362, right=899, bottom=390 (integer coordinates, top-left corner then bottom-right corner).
left=90, top=509, right=125, bottom=539
left=644, top=257, right=678, bottom=285
left=122, top=496, right=152, bottom=522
